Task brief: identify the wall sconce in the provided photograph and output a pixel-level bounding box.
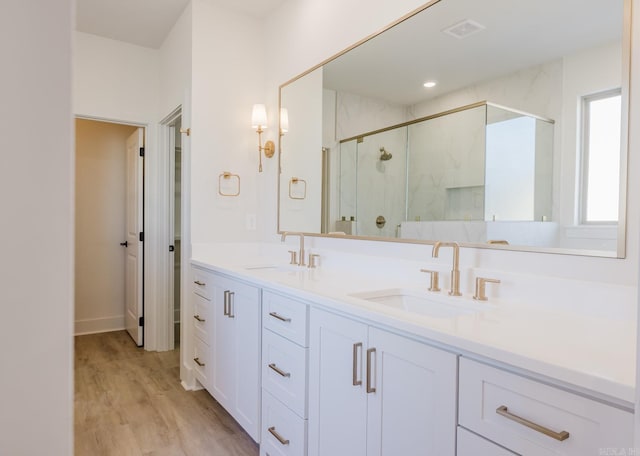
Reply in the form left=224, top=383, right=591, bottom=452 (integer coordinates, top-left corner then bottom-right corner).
left=280, top=108, right=289, bottom=137
left=251, top=104, right=274, bottom=172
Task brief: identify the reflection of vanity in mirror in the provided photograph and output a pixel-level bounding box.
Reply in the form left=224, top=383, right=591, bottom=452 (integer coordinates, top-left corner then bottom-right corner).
left=279, top=0, right=628, bottom=257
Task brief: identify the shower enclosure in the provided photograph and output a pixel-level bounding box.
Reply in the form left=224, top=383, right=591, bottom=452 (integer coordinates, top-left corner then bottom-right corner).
left=335, top=102, right=554, bottom=238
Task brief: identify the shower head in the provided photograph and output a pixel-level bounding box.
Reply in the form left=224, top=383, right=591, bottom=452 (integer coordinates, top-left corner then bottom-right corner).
left=379, top=147, right=393, bottom=161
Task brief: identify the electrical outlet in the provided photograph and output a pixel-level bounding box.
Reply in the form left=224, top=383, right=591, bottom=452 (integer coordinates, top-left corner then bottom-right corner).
left=246, top=213, right=257, bottom=231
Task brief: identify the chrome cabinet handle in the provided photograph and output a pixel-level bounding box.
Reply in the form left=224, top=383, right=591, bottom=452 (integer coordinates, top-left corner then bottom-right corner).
left=194, top=280, right=205, bottom=286
left=268, top=426, right=290, bottom=446
left=496, top=406, right=569, bottom=441
left=269, top=311, right=291, bottom=322
left=227, top=291, right=235, bottom=318
left=352, top=342, right=362, bottom=386
left=268, top=363, right=291, bottom=378
left=223, top=290, right=230, bottom=316
left=193, top=357, right=205, bottom=367
left=193, top=315, right=205, bottom=322
left=366, top=348, right=376, bottom=393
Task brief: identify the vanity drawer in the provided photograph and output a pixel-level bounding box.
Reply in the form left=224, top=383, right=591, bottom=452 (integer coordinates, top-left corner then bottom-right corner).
left=192, top=267, right=214, bottom=299
left=263, top=329, right=308, bottom=418
left=261, top=390, right=307, bottom=456
left=263, top=291, right=309, bottom=347
left=459, top=357, right=633, bottom=456
left=192, top=337, right=209, bottom=388
left=192, top=293, right=209, bottom=344
left=457, top=427, right=516, bottom=456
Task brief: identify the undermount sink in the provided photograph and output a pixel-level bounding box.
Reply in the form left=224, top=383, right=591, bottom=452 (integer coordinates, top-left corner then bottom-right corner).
left=349, top=288, right=490, bottom=318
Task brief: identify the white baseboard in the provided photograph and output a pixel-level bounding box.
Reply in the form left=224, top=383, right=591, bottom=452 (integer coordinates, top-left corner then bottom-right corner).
left=75, top=315, right=125, bottom=335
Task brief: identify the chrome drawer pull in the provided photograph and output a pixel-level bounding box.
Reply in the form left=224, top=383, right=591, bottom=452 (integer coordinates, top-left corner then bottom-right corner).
left=496, top=406, right=570, bottom=441
left=268, top=363, right=291, bottom=378
left=193, top=315, right=205, bottom=322
left=193, top=357, right=205, bottom=367
left=269, top=311, right=291, bottom=322
left=223, top=290, right=230, bottom=316
left=268, top=426, right=290, bottom=445
left=352, top=342, right=362, bottom=386
left=194, top=280, right=206, bottom=286
left=227, top=291, right=235, bottom=318
left=366, top=347, right=376, bottom=393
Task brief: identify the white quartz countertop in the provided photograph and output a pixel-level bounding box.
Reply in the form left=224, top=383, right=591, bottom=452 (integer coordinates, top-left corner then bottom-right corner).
left=191, top=243, right=636, bottom=405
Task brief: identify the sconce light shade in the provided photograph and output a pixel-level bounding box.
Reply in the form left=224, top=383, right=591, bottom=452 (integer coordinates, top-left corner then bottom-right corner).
left=280, top=108, right=289, bottom=134
left=251, top=104, right=268, bottom=129
left=252, top=103, right=274, bottom=172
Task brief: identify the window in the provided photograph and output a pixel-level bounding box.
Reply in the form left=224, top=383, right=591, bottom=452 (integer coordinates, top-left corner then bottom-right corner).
left=580, top=90, right=622, bottom=224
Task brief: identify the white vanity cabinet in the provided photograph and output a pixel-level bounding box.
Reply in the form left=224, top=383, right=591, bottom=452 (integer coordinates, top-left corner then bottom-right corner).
left=308, top=307, right=457, bottom=456
left=260, top=291, right=310, bottom=456
left=190, top=265, right=262, bottom=442
left=190, top=266, right=216, bottom=388
left=210, top=273, right=261, bottom=442
left=458, top=357, right=634, bottom=455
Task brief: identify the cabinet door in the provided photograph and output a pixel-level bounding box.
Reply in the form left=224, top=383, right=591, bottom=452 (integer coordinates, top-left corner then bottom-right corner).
left=230, top=277, right=261, bottom=442
left=309, top=308, right=368, bottom=456
left=366, top=327, right=457, bottom=456
left=209, top=277, right=236, bottom=411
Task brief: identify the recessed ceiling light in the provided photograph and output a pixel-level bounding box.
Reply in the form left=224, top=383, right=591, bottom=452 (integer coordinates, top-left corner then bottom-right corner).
left=423, top=81, right=437, bottom=88
left=442, top=19, right=486, bottom=39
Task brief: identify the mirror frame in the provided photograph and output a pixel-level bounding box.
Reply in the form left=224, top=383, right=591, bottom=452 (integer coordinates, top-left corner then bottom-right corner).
left=277, top=0, right=632, bottom=258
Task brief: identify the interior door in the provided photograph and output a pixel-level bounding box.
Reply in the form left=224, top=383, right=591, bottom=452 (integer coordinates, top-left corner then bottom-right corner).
left=125, top=128, right=144, bottom=346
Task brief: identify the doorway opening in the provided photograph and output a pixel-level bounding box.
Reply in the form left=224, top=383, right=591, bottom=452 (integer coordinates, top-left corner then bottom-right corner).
left=165, top=111, right=183, bottom=350
left=74, top=118, right=146, bottom=346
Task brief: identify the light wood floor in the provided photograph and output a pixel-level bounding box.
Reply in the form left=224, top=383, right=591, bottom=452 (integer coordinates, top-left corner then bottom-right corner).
left=75, top=331, right=259, bottom=456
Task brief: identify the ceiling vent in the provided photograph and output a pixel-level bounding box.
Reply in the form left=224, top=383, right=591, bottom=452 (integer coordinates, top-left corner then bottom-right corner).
left=442, top=19, right=486, bottom=39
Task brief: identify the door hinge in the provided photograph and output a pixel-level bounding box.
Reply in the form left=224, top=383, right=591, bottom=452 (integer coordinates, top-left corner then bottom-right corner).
left=169, top=245, right=175, bottom=252
left=139, top=232, right=144, bottom=242
left=139, top=147, right=145, bottom=157
left=139, top=316, right=144, bottom=327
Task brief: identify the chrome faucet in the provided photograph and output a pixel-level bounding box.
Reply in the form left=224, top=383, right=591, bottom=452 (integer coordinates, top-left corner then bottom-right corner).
left=432, top=241, right=461, bottom=296
left=280, top=231, right=305, bottom=266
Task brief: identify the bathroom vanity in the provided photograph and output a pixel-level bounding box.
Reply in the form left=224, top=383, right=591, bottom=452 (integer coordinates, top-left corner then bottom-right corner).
left=187, top=243, right=635, bottom=456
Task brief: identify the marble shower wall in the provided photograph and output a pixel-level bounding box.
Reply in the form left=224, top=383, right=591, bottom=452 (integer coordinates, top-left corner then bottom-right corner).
left=407, top=105, right=486, bottom=222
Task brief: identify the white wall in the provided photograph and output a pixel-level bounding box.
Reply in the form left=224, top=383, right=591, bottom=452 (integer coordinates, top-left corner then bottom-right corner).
left=75, top=119, right=138, bottom=335
left=279, top=67, right=323, bottom=233
left=263, top=0, right=639, bottom=287
left=74, top=32, right=160, bottom=123
left=189, top=0, right=265, bottom=243
left=159, top=3, right=192, bottom=118
left=0, top=1, right=73, bottom=454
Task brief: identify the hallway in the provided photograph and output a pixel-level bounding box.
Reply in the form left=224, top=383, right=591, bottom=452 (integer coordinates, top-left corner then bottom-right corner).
left=74, top=331, right=259, bottom=455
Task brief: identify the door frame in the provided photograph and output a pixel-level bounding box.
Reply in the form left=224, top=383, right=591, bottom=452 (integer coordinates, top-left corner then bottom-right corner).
left=75, top=115, right=148, bottom=344
left=158, top=105, right=191, bottom=355
left=159, top=107, right=182, bottom=351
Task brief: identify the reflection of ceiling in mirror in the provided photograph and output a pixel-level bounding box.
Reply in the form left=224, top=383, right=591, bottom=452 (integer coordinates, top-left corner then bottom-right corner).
left=323, top=0, right=623, bottom=105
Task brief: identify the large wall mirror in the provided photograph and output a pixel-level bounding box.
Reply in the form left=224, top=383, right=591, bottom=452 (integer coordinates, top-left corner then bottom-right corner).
left=278, top=0, right=630, bottom=257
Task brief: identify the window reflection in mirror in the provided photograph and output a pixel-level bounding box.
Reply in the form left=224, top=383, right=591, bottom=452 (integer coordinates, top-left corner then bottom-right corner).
left=581, top=90, right=622, bottom=224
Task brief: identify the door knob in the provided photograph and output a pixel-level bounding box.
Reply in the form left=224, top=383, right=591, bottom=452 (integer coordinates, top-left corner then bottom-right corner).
left=120, top=241, right=128, bottom=247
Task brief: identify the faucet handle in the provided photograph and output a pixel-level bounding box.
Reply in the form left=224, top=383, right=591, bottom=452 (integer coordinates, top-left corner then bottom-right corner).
left=473, top=277, right=501, bottom=301
left=287, top=250, right=298, bottom=265
left=308, top=253, right=320, bottom=269
left=420, top=269, right=441, bottom=292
